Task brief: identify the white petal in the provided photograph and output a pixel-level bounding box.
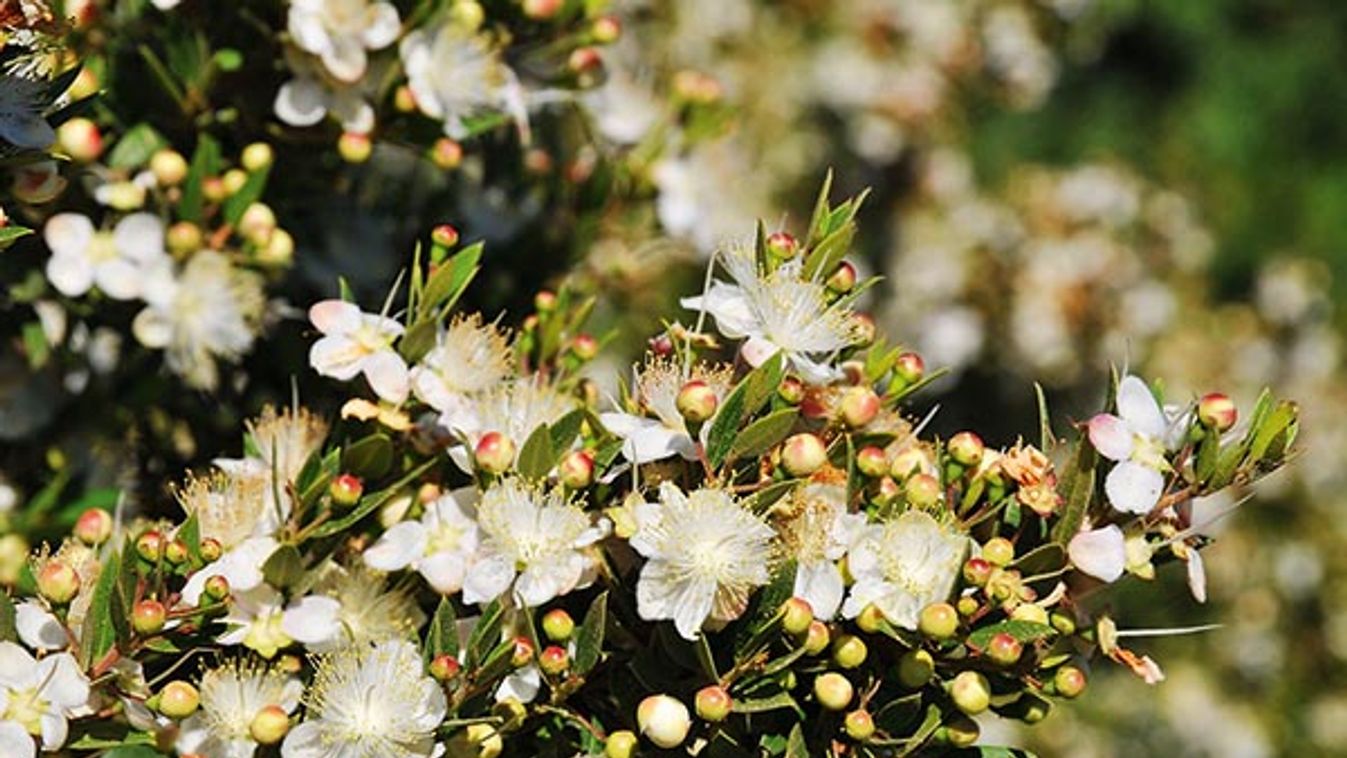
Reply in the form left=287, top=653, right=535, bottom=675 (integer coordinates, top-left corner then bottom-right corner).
left=1187, top=549, right=1207, bottom=604
left=112, top=213, right=166, bottom=262
left=321, top=35, right=367, bottom=82
left=681, top=282, right=758, bottom=339
left=274, top=77, right=329, bottom=127
left=1105, top=461, right=1165, bottom=515
left=1068, top=525, right=1126, bottom=583
left=132, top=307, right=173, bottom=348
left=45, top=254, right=94, bottom=297
left=0, top=641, right=38, bottom=690
left=43, top=213, right=94, bottom=259
left=0, top=722, right=35, bottom=758
left=38, top=712, right=67, bottom=751
left=794, top=561, right=845, bottom=620
left=16, top=602, right=66, bottom=651
left=514, top=564, right=567, bottom=608
left=363, top=3, right=402, bottom=49
left=36, top=653, right=89, bottom=710
left=281, top=596, right=342, bottom=645
left=287, top=7, right=330, bottom=56
left=496, top=665, right=541, bottom=704
left=618, top=420, right=688, bottom=464
left=331, top=91, right=375, bottom=135
left=418, top=551, right=469, bottom=595
left=308, top=299, right=362, bottom=334
left=636, top=560, right=715, bottom=641
left=362, top=349, right=410, bottom=404
left=740, top=336, right=779, bottom=368
left=281, top=720, right=325, bottom=757
left=1087, top=413, right=1134, bottom=462
left=364, top=521, right=428, bottom=572
left=93, top=259, right=142, bottom=300
left=1117, top=375, right=1166, bottom=439
left=461, top=552, right=515, bottom=605
left=309, top=335, right=366, bottom=380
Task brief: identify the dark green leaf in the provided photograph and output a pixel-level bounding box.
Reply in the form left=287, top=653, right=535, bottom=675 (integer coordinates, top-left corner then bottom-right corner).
left=342, top=433, right=394, bottom=479
left=1050, top=435, right=1097, bottom=545
left=730, top=408, right=798, bottom=459
left=704, top=381, right=747, bottom=469
left=425, top=598, right=459, bottom=660
left=743, top=480, right=799, bottom=514
left=967, top=621, right=1055, bottom=650
left=573, top=592, right=607, bottom=675
left=1035, top=383, right=1054, bottom=451
left=785, top=724, right=808, bottom=758
left=0, top=591, right=15, bottom=643
left=730, top=690, right=800, bottom=716
left=261, top=544, right=303, bottom=590
left=467, top=599, right=505, bottom=670
left=418, top=243, right=482, bottom=320
left=549, top=409, right=587, bottom=454
left=516, top=423, right=556, bottom=481
left=106, top=123, right=165, bottom=169
left=1011, top=544, right=1066, bottom=577
left=310, top=459, right=437, bottom=539
left=78, top=549, right=125, bottom=669
left=179, top=134, right=221, bottom=222
left=874, top=693, right=924, bottom=735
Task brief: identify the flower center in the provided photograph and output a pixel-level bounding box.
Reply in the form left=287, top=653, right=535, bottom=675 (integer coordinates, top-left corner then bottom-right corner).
left=1130, top=434, right=1168, bottom=470
left=426, top=522, right=464, bottom=555
left=88, top=231, right=118, bottom=263
left=351, top=323, right=391, bottom=353
left=3, top=686, right=48, bottom=736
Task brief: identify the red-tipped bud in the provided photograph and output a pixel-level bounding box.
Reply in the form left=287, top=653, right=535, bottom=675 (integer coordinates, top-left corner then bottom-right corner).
left=851, top=313, right=876, bottom=346
left=133, top=599, right=167, bottom=635
left=431, top=224, right=460, bottom=248
left=1198, top=392, right=1238, bottom=432
left=986, top=632, right=1023, bottom=667
left=558, top=450, right=595, bottom=489
left=430, top=653, right=462, bottom=681
left=337, top=132, right=372, bottom=163
left=1054, top=665, right=1087, bottom=698
left=74, top=508, right=113, bottom=545
left=533, top=290, right=557, bottom=312
left=592, top=15, right=621, bottom=43
left=676, top=380, right=718, bottom=423
left=539, top=645, right=569, bottom=675
left=648, top=333, right=674, bottom=356
left=950, top=671, right=991, bottom=715
left=568, top=47, right=603, bottom=77
left=839, top=386, right=881, bottom=428
left=330, top=474, right=364, bottom=507
left=856, top=446, right=888, bottom=478
left=511, top=636, right=535, bottom=667
left=827, top=262, right=857, bottom=295
left=164, top=539, right=190, bottom=565
left=781, top=433, right=827, bottom=477
left=56, top=118, right=102, bottom=162
left=199, top=538, right=223, bottom=563
left=637, top=694, right=691, bottom=748
left=918, top=602, right=959, bottom=640
left=781, top=597, right=814, bottom=636
left=203, top=574, right=231, bottom=603
left=249, top=704, right=291, bottom=745
left=569, top=334, right=599, bottom=361
left=894, top=352, right=925, bottom=385
left=982, top=537, right=1015, bottom=567
left=963, top=557, right=993, bottom=586
left=813, top=672, right=854, bottom=711
left=766, top=231, right=799, bottom=259
left=904, top=473, right=942, bottom=509
left=803, top=620, right=830, bottom=655
left=695, top=685, right=732, bottom=722
left=431, top=137, right=463, bottom=169
left=135, top=530, right=165, bottom=563
left=37, top=561, right=80, bottom=604
left=778, top=376, right=805, bottom=405
left=542, top=608, right=576, bottom=641
left=523, top=0, right=562, bottom=20
left=475, top=432, right=516, bottom=474
left=948, top=431, right=985, bottom=467
left=844, top=709, right=875, bottom=741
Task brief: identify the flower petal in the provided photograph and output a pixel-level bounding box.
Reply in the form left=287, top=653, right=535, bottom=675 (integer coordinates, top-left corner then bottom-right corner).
left=361, top=349, right=410, bottom=404
left=287, top=7, right=330, bottom=56
left=321, top=35, right=367, bottom=82
left=309, top=335, right=366, bottom=380
left=274, top=77, right=329, bottom=127
left=363, top=3, right=402, bottom=49
left=112, top=213, right=166, bottom=262
left=1087, top=413, right=1134, bottom=462
left=281, top=596, right=342, bottom=646
left=1105, top=461, right=1165, bottom=515
left=363, top=521, right=428, bottom=572
left=16, top=602, right=66, bottom=651
left=1068, top=525, right=1126, bottom=583
left=461, top=552, right=514, bottom=606
left=93, top=259, right=142, bottom=300
left=43, top=213, right=93, bottom=259
left=0, top=721, right=35, bottom=758
left=418, top=551, right=469, bottom=595
left=1187, top=549, right=1207, bottom=604
left=36, top=652, right=89, bottom=711
left=1117, top=375, right=1166, bottom=439
left=794, top=560, right=845, bottom=620
left=308, top=299, right=362, bottom=334
left=45, top=253, right=94, bottom=297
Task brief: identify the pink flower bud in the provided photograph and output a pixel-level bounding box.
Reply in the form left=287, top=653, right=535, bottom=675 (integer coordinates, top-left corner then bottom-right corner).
left=1197, top=392, right=1237, bottom=432
left=539, top=645, right=569, bottom=675
left=559, top=450, right=595, bottom=489
left=511, top=636, right=535, bottom=667
left=904, top=473, right=942, bottom=508
left=431, top=223, right=460, bottom=248
left=542, top=608, right=576, bottom=641
left=132, top=599, right=167, bottom=635
left=523, top=0, right=562, bottom=19
left=918, top=602, right=958, bottom=640
left=781, top=597, right=814, bottom=635
left=986, top=632, right=1023, bottom=667
left=1054, top=665, right=1087, bottom=698
left=856, top=446, right=888, bottom=478
left=164, top=539, right=190, bottom=565
left=37, top=561, right=80, bottom=604
left=337, top=132, right=372, bottom=163
left=948, top=431, right=985, bottom=467
left=637, top=694, right=691, bottom=748
left=844, top=709, right=875, bottom=741
left=781, top=433, right=827, bottom=477
left=569, top=334, right=599, bottom=361
left=694, top=685, right=732, bottom=722
left=475, top=432, right=516, bottom=474
left=158, top=681, right=200, bottom=719
left=766, top=231, right=799, bottom=259
left=56, top=118, right=102, bottom=162
left=74, top=508, right=112, bottom=545
left=203, top=575, right=231, bottom=603
left=329, top=474, right=364, bottom=507
left=827, top=262, right=857, bottom=294
left=592, top=15, right=622, bottom=43
left=676, top=380, right=719, bottom=423
left=136, top=530, right=165, bottom=562
left=431, top=138, right=463, bottom=170
left=894, top=352, right=925, bottom=385
left=249, top=704, right=291, bottom=745
left=839, top=386, right=881, bottom=428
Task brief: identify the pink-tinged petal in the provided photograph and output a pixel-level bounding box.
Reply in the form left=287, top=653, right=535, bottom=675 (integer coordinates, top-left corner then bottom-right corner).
left=45, top=253, right=94, bottom=297
left=274, top=77, right=328, bottom=127
left=1087, top=413, right=1134, bottom=462
left=308, top=299, right=362, bottom=335
left=43, top=213, right=94, bottom=259
left=363, top=521, right=428, bottom=572
left=1105, top=461, right=1165, bottom=515
left=309, top=335, right=366, bottom=380
left=1117, top=375, right=1166, bottom=439
left=1068, top=525, right=1126, bottom=583
left=740, top=336, right=779, bottom=368
left=361, top=349, right=410, bottom=404
left=1187, top=549, right=1207, bottom=604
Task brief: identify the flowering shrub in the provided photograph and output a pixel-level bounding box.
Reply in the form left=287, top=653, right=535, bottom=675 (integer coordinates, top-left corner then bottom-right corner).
left=0, top=188, right=1298, bottom=757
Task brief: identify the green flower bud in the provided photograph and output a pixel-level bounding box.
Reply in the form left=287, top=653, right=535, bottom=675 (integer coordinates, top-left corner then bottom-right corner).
left=897, top=649, right=935, bottom=689
left=814, top=672, right=854, bottom=711
left=918, top=602, right=959, bottom=640
left=949, top=671, right=990, bottom=715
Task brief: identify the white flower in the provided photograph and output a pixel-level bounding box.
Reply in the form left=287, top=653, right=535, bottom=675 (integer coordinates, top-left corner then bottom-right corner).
left=775, top=483, right=868, bottom=620
left=287, top=0, right=400, bottom=83
left=152, top=0, right=181, bottom=8
left=308, top=299, right=410, bottom=404
left=176, top=660, right=303, bottom=758
left=0, top=643, right=90, bottom=756
left=365, top=487, right=480, bottom=595
left=409, top=315, right=512, bottom=414
left=682, top=244, right=861, bottom=383
left=212, top=585, right=340, bottom=659
left=652, top=141, right=773, bottom=254
left=599, top=358, right=732, bottom=464
left=273, top=50, right=381, bottom=134
left=281, top=640, right=446, bottom=758
left=842, top=510, right=968, bottom=629
left=399, top=21, right=524, bottom=139
left=462, top=479, right=606, bottom=608
left=302, top=564, right=426, bottom=653
left=1067, top=524, right=1126, bottom=583
left=176, top=470, right=275, bottom=552
left=133, top=251, right=265, bottom=390
left=1088, top=375, right=1174, bottom=514
left=440, top=378, right=576, bottom=471
left=181, top=537, right=279, bottom=607
left=212, top=405, right=329, bottom=536
left=632, top=483, right=775, bottom=640
left=43, top=212, right=167, bottom=300
left=0, top=70, right=55, bottom=150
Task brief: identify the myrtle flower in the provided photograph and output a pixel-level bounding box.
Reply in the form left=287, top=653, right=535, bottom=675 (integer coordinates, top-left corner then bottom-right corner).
left=632, top=482, right=776, bottom=640
left=1067, top=523, right=1126, bottom=583
left=1088, top=375, right=1174, bottom=514
left=0, top=68, right=55, bottom=150
left=303, top=564, right=425, bottom=653
left=682, top=244, right=863, bottom=383
left=841, top=510, right=968, bottom=629
left=774, top=483, right=868, bottom=620
left=175, top=660, right=303, bottom=758
left=175, top=469, right=273, bottom=551
left=653, top=141, right=773, bottom=255
left=213, top=405, right=329, bottom=534
left=399, top=20, right=525, bottom=139
left=273, top=49, right=380, bottom=134
left=462, top=479, right=606, bottom=608
left=281, top=639, right=446, bottom=758
left=599, top=358, right=732, bottom=464
left=216, top=585, right=340, bottom=659
left=0, top=642, right=90, bottom=756
left=308, top=299, right=410, bottom=404
left=409, top=314, right=512, bottom=415
left=286, top=0, right=400, bottom=83
left=180, top=537, right=279, bottom=608
left=42, top=212, right=167, bottom=300
left=440, top=378, right=576, bottom=471
left=364, top=487, right=480, bottom=595
left=132, top=251, right=265, bottom=391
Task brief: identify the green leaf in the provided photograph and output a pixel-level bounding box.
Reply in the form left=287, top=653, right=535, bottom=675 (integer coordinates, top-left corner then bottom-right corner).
left=0, top=225, right=33, bottom=249
left=805, top=170, right=835, bottom=247
left=874, top=693, right=924, bottom=735
left=1050, top=435, right=1098, bottom=545
left=179, top=134, right=221, bottom=222
left=549, top=409, right=587, bottom=453
left=1246, top=400, right=1299, bottom=464
left=222, top=164, right=270, bottom=225
left=177, top=511, right=203, bottom=566
left=729, top=408, right=798, bottom=460
left=742, top=479, right=799, bottom=514
left=0, top=591, right=15, bottom=643
left=1035, top=383, right=1055, bottom=451
left=734, top=560, right=796, bottom=659
left=731, top=689, right=801, bottom=716
left=261, top=544, right=304, bottom=590
left=1011, top=544, right=1066, bottom=578
left=516, top=423, right=556, bottom=481
left=103, top=746, right=163, bottom=758
left=342, top=433, right=394, bottom=480
left=704, top=381, right=747, bottom=469
left=785, top=724, right=808, bottom=758
left=967, top=621, right=1056, bottom=650
left=425, top=598, right=459, bottom=660
left=573, top=592, right=607, bottom=675
left=106, top=123, right=166, bottom=169
left=309, top=459, right=437, bottom=539
left=742, top=351, right=787, bottom=416
left=466, top=599, right=505, bottom=670
left=417, top=243, right=482, bottom=320
left=78, top=548, right=125, bottom=669
left=213, top=48, right=243, bottom=72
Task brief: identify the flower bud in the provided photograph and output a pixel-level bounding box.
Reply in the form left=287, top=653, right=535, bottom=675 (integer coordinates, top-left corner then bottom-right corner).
left=839, top=386, right=880, bottom=428
left=238, top=202, right=277, bottom=245
left=982, top=537, right=1015, bottom=567
left=1010, top=603, right=1049, bottom=626
left=539, top=645, right=569, bottom=675
left=856, top=603, right=886, bottom=634
left=963, top=557, right=992, bottom=587
left=222, top=169, right=248, bottom=195
left=675, top=380, right=718, bottom=423
left=918, top=602, right=958, bottom=640
left=1049, top=609, right=1077, bottom=636
left=451, top=0, right=484, bottom=29
left=37, top=561, right=80, bottom=604
left=164, top=539, right=190, bottom=565
left=431, top=137, right=463, bottom=170
left=897, top=649, right=934, bottom=689
left=338, top=132, right=372, bottom=163
left=803, top=620, right=830, bottom=655
left=511, top=636, right=535, bottom=667
left=695, top=685, right=732, bottom=722
left=873, top=476, right=901, bottom=506
left=159, top=681, right=201, bottom=719
left=851, top=313, right=876, bottom=347
left=1053, top=665, right=1087, bottom=698
left=262, top=228, right=295, bottom=266
left=430, top=653, right=461, bottom=682
left=131, top=598, right=167, bottom=636
left=894, top=352, right=925, bottom=385
left=464, top=723, right=503, bottom=757
left=167, top=221, right=203, bottom=255
left=1009, top=692, right=1052, bottom=724
left=523, top=0, right=562, bottom=19
left=889, top=447, right=930, bottom=481
left=986, top=632, right=1023, bottom=667
left=556, top=450, right=594, bottom=489
left=203, top=574, right=230, bottom=603
left=57, top=118, right=102, bottom=162
left=844, top=709, right=875, bottom=741
left=569, top=334, right=599, bottom=361
left=542, top=608, right=575, bottom=641
left=904, top=473, right=942, bottom=509
left=948, top=432, right=985, bottom=467
left=765, top=231, right=798, bottom=259
left=567, top=47, right=603, bottom=78
left=827, top=262, right=857, bottom=295
left=949, top=671, right=990, bottom=715
left=604, top=730, right=638, bottom=758
left=202, top=176, right=227, bottom=202
left=74, top=507, right=113, bottom=545
left=781, top=433, right=827, bottom=477
left=199, top=538, right=222, bottom=563
left=855, top=446, right=887, bottom=478
left=592, top=15, right=621, bottom=43
left=778, top=376, right=805, bottom=405
left=1198, top=392, right=1237, bottom=432
left=429, top=225, right=460, bottom=250
left=768, top=598, right=809, bottom=637
left=832, top=634, right=868, bottom=669
left=941, top=713, right=980, bottom=747
left=475, top=432, right=516, bottom=474
left=242, top=142, right=274, bottom=172
left=956, top=595, right=979, bottom=617
left=813, top=672, right=854, bottom=711
left=329, top=474, right=364, bottom=507
left=637, top=694, right=691, bottom=749
left=249, top=704, right=290, bottom=744
left=150, top=149, right=189, bottom=186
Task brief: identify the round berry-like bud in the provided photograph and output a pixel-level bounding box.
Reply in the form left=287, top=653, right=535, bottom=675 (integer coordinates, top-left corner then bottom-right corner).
left=238, top=202, right=277, bottom=245
left=675, top=380, right=718, bottom=423
left=844, top=709, right=875, bottom=741
left=242, top=142, right=273, bottom=172
left=778, top=376, right=805, bottom=405
left=1054, top=665, right=1087, bottom=698
left=827, top=262, right=857, bottom=295
left=74, top=508, right=113, bottom=545
left=592, top=15, right=621, bottom=43
left=897, top=649, right=934, bottom=689
left=637, top=694, right=691, bottom=749
left=605, top=730, right=638, bottom=758
left=781, top=597, right=813, bottom=636
left=534, top=290, right=557, bottom=312
left=802, top=620, right=830, bottom=656
left=539, top=645, right=569, bottom=675
left=430, top=653, right=461, bottom=682
left=203, top=574, right=230, bottom=603
left=889, top=447, right=929, bottom=481
left=942, top=713, right=981, bottom=747
left=569, top=334, right=599, bottom=361
left=337, top=132, right=372, bottom=163
left=986, top=632, right=1023, bottom=667
left=949, top=671, right=990, bottom=715
left=856, top=446, right=888, bottom=478
left=249, top=704, right=290, bottom=745
left=956, top=595, right=979, bottom=617
left=1049, top=609, right=1077, bottom=636
left=1198, top=392, right=1238, bottom=432
left=428, top=136, right=463, bottom=169
left=57, top=118, right=102, bottom=162
left=394, top=85, right=417, bottom=112
left=839, top=386, right=880, bottom=428
left=329, top=474, right=364, bottom=507
left=474, top=432, right=516, bottom=474
left=136, top=530, right=164, bottom=562
left=167, top=221, right=203, bottom=255
left=1011, top=692, right=1052, bottom=724
left=982, top=537, right=1015, bottom=567
left=558, top=450, right=595, bottom=489
left=164, top=539, right=190, bottom=565
left=894, top=352, right=925, bottom=385
left=695, top=685, right=732, bottom=722
left=963, top=557, right=993, bottom=587
left=150, top=149, right=189, bottom=186
left=918, top=602, right=959, bottom=640
left=948, top=432, right=985, bottom=467
left=832, top=634, right=868, bottom=669
left=37, top=561, right=80, bottom=604
left=199, top=538, right=223, bottom=563
left=765, top=231, right=798, bottom=259
left=814, top=672, right=854, bottom=711
left=567, top=47, right=603, bottom=77
left=523, top=0, right=562, bottom=19
left=904, top=473, right=942, bottom=509
left=263, top=229, right=294, bottom=266
left=222, top=169, right=248, bottom=195
left=511, top=636, right=535, bottom=668
left=542, top=608, right=575, bottom=642
left=202, top=176, right=227, bottom=202
left=851, top=314, right=877, bottom=347
left=781, top=433, right=828, bottom=477
left=874, top=476, right=901, bottom=506
left=159, top=681, right=201, bottom=719
left=430, top=223, right=460, bottom=249
left=1010, top=603, right=1049, bottom=626
left=856, top=603, right=887, bottom=634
